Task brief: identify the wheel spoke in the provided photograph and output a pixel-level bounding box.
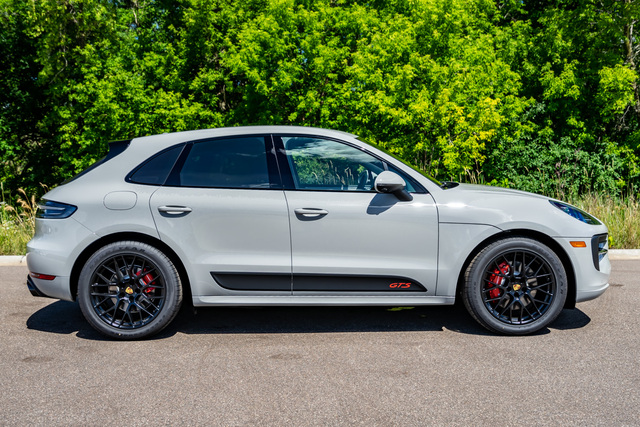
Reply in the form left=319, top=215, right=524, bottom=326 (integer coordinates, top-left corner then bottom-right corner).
left=525, top=291, right=542, bottom=314
left=500, top=298, right=516, bottom=319
left=95, top=272, right=113, bottom=284
left=134, top=301, right=156, bottom=318
left=91, top=292, right=116, bottom=297
left=92, top=296, right=111, bottom=309
left=113, top=259, right=124, bottom=282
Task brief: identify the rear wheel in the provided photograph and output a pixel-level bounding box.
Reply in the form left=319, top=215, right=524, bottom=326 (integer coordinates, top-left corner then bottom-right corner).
left=78, top=241, right=183, bottom=339
left=463, top=237, right=567, bottom=335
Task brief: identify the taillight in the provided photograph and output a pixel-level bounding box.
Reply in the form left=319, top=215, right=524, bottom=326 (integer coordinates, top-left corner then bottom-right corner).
left=30, top=272, right=56, bottom=280
left=36, top=200, right=77, bottom=219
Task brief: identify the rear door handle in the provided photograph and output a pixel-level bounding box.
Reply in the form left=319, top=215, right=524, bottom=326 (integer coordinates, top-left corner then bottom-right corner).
left=294, top=208, right=328, bottom=217
left=158, top=205, right=192, bottom=215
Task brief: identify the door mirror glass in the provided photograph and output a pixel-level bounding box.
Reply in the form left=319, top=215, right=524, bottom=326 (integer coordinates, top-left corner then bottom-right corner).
left=374, top=171, right=413, bottom=201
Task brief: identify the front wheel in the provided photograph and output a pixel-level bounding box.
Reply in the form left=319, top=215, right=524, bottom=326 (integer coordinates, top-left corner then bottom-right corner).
left=78, top=241, right=183, bottom=339
left=463, top=237, right=567, bottom=335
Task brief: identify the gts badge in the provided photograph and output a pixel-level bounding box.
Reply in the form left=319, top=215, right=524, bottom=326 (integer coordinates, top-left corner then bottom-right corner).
left=389, top=282, right=412, bottom=289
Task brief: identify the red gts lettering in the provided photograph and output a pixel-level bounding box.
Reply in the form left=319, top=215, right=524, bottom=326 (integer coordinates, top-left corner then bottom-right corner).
left=390, top=282, right=412, bottom=289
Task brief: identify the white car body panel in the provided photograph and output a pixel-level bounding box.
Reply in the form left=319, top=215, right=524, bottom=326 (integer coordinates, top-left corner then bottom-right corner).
left=25, top=126, right=610, bottom=319
left=149, top=187, right=292, bottom=297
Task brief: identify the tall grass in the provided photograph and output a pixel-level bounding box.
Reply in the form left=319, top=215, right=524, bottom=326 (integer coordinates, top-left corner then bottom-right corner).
left=0, top=187, right=37, bottom=255
left=569, top=193, right=640, bottom=249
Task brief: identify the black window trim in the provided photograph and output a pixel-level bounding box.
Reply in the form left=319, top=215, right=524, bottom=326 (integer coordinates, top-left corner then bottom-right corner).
left=272, top=134, right=427, bottom=194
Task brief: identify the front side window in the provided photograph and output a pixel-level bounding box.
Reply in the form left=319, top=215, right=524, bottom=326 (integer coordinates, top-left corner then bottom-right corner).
left=283, top=137, right=385, bottom=191
left=178, top=137, right=271, bottom=188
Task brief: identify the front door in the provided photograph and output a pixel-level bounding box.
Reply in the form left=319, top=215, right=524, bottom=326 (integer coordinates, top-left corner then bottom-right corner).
left=277, top=136, right=439, bottom=295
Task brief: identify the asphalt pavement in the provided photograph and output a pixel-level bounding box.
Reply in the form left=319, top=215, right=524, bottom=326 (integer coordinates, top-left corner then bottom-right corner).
left=1, top=261, right=639, bottom=426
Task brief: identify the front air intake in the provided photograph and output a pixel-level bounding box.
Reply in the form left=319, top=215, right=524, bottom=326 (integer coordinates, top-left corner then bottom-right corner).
left=591, top=234, right=608, bottom=271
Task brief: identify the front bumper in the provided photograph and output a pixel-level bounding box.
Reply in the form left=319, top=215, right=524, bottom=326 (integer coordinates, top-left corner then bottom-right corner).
left=556, top=236, right=611, bottom=304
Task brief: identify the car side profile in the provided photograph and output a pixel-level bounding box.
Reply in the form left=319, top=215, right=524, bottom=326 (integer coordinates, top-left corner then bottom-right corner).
left=26, top=126, right=610, bottom=339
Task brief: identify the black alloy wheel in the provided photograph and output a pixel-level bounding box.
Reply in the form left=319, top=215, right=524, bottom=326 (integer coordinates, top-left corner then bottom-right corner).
left=463, top=237, right=567, bottom=335
left=78, top=241, right=182, bottom=339
left=481, top=250, right=556, bottom=325
left=89, top=254, right=166, bottom=329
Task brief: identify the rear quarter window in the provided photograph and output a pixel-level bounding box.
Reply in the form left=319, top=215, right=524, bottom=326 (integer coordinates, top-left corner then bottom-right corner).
left=128, top=144, right=184, bottom=185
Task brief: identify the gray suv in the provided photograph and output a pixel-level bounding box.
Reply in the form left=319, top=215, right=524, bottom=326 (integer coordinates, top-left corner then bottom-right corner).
left=26, top=126, right=610, bottom=339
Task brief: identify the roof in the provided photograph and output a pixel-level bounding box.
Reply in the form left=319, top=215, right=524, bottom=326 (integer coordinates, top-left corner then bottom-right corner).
left=131, top=126, right=358, bottom=146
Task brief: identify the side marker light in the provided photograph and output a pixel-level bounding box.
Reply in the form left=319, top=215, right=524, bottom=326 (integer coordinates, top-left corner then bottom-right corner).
left=570, top=241, right=587, bottom=248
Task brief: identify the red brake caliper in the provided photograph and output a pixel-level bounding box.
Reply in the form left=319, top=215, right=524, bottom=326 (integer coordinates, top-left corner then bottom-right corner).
left=487, top=262, right=509, bottom=299
left=136, top=268, right=155, bottom=293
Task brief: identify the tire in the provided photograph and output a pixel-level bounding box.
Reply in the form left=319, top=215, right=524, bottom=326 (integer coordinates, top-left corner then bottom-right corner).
left=78, top=241, right=183, bottom=340
left=462, top=237, right=567, bottom=335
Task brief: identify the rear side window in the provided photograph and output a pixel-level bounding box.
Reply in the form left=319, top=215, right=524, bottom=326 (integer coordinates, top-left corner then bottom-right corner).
left=128, top=144, right=184, bottom=185
left=178, top=137, right=271, bottom=188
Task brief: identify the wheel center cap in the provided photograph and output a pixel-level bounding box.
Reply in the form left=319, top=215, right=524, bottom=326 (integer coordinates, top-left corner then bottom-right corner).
left=512, top=284, right=522, bottom=291
left=125, top=286, right=134, bottom=295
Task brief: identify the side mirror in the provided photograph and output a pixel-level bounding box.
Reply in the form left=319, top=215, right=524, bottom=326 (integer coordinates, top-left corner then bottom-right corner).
left=374, top=171, right=413, bottom=201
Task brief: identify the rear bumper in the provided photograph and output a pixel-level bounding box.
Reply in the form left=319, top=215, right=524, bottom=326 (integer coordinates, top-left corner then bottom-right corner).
left=24, top=270, right=73, bottom=300
left=26, top=217, right=97, bottom=302
left=27, top=275, right=49, bottom=298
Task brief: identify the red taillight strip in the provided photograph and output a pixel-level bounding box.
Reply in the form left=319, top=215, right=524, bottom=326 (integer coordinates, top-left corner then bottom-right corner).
left=29, top=272, right=56, bottom=281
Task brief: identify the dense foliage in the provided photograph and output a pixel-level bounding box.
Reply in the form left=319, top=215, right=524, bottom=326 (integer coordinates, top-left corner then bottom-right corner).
left=1, top=0, right=639, bottom=199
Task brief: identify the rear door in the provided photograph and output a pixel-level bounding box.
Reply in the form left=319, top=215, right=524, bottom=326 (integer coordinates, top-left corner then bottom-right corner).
left=276, top=135, right=439, bottom=296
left=149, top=135, right=292, bottom=297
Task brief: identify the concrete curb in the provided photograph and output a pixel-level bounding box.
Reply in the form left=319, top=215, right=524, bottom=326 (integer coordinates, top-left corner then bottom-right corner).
left=1, top=249, right=638, bottom=267
left=607, top=249, right=640, bottom=260
left=0, top=255, right=27, bottom=266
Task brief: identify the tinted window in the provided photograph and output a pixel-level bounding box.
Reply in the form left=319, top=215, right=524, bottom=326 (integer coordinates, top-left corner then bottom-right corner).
left=129, top=144, right=184, bottom=185
left=179, top=137, right=270, bottom=188
left=387, top=165, right=417, bottom=193
left=283, top=137, right=385, bottom=191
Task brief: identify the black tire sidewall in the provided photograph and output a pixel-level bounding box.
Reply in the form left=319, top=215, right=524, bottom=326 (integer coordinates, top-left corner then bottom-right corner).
left=78, top=241, right=182, bottom=340
left=463, top=237, right=568, bottom=335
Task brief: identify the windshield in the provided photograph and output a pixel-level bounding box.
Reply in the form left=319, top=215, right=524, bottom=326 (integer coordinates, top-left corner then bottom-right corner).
left=357, top=137, right=443, bottom=187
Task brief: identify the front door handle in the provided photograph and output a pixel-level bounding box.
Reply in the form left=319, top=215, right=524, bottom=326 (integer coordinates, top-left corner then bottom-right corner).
left=294, top=208, right=328, bottom=217
left=158, top=205, right=193, bottom=215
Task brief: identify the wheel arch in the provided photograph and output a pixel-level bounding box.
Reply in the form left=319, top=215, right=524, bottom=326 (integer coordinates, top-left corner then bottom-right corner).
left=455, top=229, right=576, bottom=309
left=70, top=232, right=192, bottom=305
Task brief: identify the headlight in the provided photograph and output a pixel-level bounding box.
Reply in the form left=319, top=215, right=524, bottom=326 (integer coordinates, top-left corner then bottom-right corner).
left=549, top=200, right=601, bottom=225
left=36, top=200, right=77, bottom=219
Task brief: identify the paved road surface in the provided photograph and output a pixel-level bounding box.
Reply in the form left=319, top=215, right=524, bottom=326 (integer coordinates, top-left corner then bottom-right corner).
left=1, top=261, right=638, bottom=425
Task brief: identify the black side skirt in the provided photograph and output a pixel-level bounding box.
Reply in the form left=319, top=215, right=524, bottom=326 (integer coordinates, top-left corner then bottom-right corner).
left=211, top=272, right=427, bottom=292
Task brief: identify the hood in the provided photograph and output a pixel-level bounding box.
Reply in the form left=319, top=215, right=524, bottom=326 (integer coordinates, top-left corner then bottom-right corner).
left=432, top=183, right=604, bottom=237
left=449, top=183, right=550, bottom=201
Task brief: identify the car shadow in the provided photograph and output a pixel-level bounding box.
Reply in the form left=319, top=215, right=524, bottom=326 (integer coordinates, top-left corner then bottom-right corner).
left=26, top=301, right=591, bottom=340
